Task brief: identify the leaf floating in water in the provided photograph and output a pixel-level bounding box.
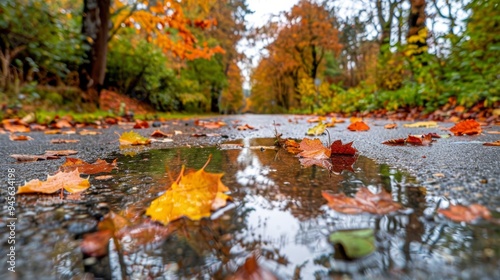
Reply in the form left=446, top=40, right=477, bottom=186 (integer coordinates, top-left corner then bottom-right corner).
left=225, top=255, right=278, bottom=280
left=322, top=187, right=403, bottom=215
left=329, top=228, right=375, bottom=259
left=298, top=138, right=331, bottom=159
left=60, top=157, right=118, bottom=174
left=17, top=170, right=90, bottom=194
left=438, top=204, right=491, bottom=223
left=330, top=140, right=357, bottom=156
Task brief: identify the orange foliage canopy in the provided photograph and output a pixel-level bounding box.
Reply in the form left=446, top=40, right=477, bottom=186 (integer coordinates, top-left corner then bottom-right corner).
left=112, top=0, right=224, bottom=60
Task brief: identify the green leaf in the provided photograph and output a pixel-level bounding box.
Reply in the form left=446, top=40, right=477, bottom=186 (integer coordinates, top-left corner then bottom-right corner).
left=329, top=228, right=375, bottom=259
left=306, top=121, right=327, bottom=136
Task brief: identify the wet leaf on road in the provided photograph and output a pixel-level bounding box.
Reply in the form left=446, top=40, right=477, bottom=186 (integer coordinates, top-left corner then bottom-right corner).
left=50, top=139, right=80, bottom=144
left=306, top=121, right=326, bottom=135
left=483, top=140, right=500, bottom=146
left=9, top=134, right=33, bottom=141
left=225, top=255, right=278, bottom=280
left=329, top=228, right=375, bottom=259
left=330, top=140, right=357, bottom=156
left=150, top=129, right=172, bottom=137
left=348, top=121, right=370, bottom=131
left=133, top=119, right=149, bottom=129
left=146, top=157, right=232, bottom=225
left=438, top=204, right=491, bottom=223
left=236, top=124, right=255, bottom=130
left=322, top=187, right=402, bottom=215
left=119, top=131, right=151, bottom=145
left=17, top=170, right=90, bottom=194
left=10, top=154, right=60, bottom=162
left=450, top=119, right=482, bottom=136
left=2, top=119, right=30, bottom=132
left=60, top=157, right=118, bottom=174
left=384, top=123, right=397, bottom=129
left=383, top=134, right=433, bottom=146
left=298, top=138, right=331, bottom=159
left=45, top=150, right=78, bottom=156
left=195, top=119, right=226, bottom=129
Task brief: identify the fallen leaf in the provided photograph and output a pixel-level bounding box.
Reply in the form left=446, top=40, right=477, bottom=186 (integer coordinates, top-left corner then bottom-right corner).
left=79, top=130, right=101, bottom=135
left=45, top=150, right=78, bottom=156
left=95, top=175, right=113, bottom=181
left=298, top=138, right=331, bottom=159
left=17, top=170, right=90, bottom=194
left=115, top=222, right=173, bottom=252
left=52, top=119, right=73, bottom=129
left=347, top=121, right=370, bottom=131
left=81, top=230, right=113, bottom=257
left=306, top=121, right=327, bottom=135
left=329, top=229, right=375, bottom=259
left=438, top=204, right=491, bottom=223
left=450, top=119, right=482, bottom=136
left=50, top=139, right=80, bottom=144
left=60, top=158, right=118, bottom=174
left=381, top=138, right=407, bottom=145
left=384, top=123, right=397, bottom=129
left=10, top=154, right=60, bottom=162
left=383, top=134, right=433, bottom=146
left=349, top=117, right=363, bottom=123
left=330, top=155, right=358, bottom=173
left=146, top=157, right=232, bottom=225
left=225, top=255, right=277, bottom=280
left=299, top=158, right=333, bottom=171
left=330, top=140, right=357, bottom=156
left=486, top=131, right=500, bottom=135
left=2, top=119, right=30, bottom=132
left=119, top=131, right=151, bottom=145
left=150, top=138, right=174, bottom=143
left=191, top=133, right=223, bottom=137
left=484, top=140, right=500, bottom=146
left=283, top=139, right=302, bottom=154
left=9, top=134, right=33, bottom=141
left=403, top=121, right=438, bottom=128
left=150, top=130, right=172, bottom=137
left=194, top=119, right=226, bottom=129
left=44, top=129, right=62, bottom=134
left=236, top=124, right=255, bottom=130
left=133, top=119, right=149, bottom=129
left=322, top=187, right=402, bottom=215
left=307, top=116, right=326, bottom=123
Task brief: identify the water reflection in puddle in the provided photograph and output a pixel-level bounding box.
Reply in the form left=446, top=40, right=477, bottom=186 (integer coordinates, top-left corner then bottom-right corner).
left=84, top=138, right=498, bottom=279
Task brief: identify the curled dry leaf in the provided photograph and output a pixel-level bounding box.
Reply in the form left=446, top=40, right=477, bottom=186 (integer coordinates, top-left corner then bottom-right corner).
left=225, top=255, right=277, bottom=280
left=306, top=121, right=326, bottom=136
left=195, top=119, right=226, bottom=129
left=298, top=138, right=331, bottom=159
left=383, top=134, right=433, bottom=146
left=133, top=119, right=149, bottom=129
left=79, top=129, right=101, bottom=135
left=438, top=204, right=491, bottom=223
left=322, top=187, right=402, bottom=215
left=146, top=157, right=232, bottom=225
left=119, top=131, right=151, bottom=145
left=60, top=157, right=118, bottom=174
left=284, top=139, right=302, bottom=154
left=450, top=119, right=482, bottom=136
left=50, top=139, right=80, bottom=144
left=2, top=119, right=30, bottom=132
left=347, top=121, right=370, bottom=131
left=483, top=140, right=500, bottom=146
left=384, top=123, right=397, bottom=129
left=45, top=150, right=78, bottom=156
left=17, top=169, right=90, bottom=194
left=150, top=130, right=172, bottom=137
left=9, top=134, right=33, bottom=141
left=307, top=116, right=326, bottom=123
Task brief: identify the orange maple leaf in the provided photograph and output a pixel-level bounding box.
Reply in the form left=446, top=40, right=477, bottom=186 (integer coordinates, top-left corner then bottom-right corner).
left=449, top=119, right=482, bottom=136
left=322, top=187, right=402, bottom=215
left=60, top=157, right=118, bottom=174
left=297, top=138, right=331, bottom=159
left=347, top=121, right=370, bottom=131
left=17, top=170, right=90, bottom=194
left=438, top=204, right=491, bottom=223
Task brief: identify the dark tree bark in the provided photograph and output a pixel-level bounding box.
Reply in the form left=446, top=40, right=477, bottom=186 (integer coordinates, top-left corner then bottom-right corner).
left=80, top=0, right=111, bottom=104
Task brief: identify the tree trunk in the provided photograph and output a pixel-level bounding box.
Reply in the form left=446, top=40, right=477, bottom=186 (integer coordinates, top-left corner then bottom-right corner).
left=408, top=0, right=427, bottom=54
left=80, top=0, right=111, bottom=104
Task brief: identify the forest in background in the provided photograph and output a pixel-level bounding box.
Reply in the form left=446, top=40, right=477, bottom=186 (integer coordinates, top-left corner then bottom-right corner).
left=0, top=0, right=499, bottom=117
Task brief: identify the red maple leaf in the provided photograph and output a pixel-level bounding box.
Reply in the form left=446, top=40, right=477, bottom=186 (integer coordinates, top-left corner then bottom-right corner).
left=330, top=140, right=357, bottom=156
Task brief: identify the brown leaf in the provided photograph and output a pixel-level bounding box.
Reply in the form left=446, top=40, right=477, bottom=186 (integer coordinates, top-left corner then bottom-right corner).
left=384, top=123, right=397, bottom=129
left=150, top=130, right=172, bottom=137
left=45, top=150, right=78, bottom=156
left=2, top=119, right=30, bottom=132
left=60, top=158, right=117, bottom=174
left=450, top=119, right=482, bottom=136
left=322, top=187, right=402, bottom=215
left=299, top=158, right=333, bottom=171
left=225, top=255, right=278, bottom=280
left=95, top=175, right=114, bottom=181
left=307, top=116, right=326, bottom=123
left=382, top=138, right=406, bottom=145
left=115, top=222, right=173, bottom=252
left=10, top=154, right=60, bottom=162
left=283, top=139, right=302, bottom=154
left=330, top=140, right=357, bottom=156
left=9, top=134, right=33, bottom=141
left=133, top=119, right=149, bottom=129
left=194, top=119, right=226, bottom=129
left=17, top=170, right=90, bottom=194
left=79, top=129, right=101, bottom=135
left=298, top=138, right=331, bottom=159
left=236, top=124, right=255, bottom=130
left=438, top=204, right=491, bottom=223
left=50, top=139, right=80, bottom=144
left=81, top=230, right=113, bottom=257
left=483, top=140, right=500, bottom=146
left=347, top=121, right=370, bottom=131
left=53, top=119, right=73, bottom=129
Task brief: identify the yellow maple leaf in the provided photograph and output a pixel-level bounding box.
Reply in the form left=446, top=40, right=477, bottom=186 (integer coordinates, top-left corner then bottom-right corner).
left=17, top=170, right=90, bottom=194
left=306, top=121, right=327, bottom=136
left=119, top=131, right=151, bottom=145
left=146, top=158, right=231, bottom=225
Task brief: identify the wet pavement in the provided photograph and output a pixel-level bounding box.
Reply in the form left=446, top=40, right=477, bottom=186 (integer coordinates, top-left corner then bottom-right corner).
left=1, top=114, right=499, bottom=279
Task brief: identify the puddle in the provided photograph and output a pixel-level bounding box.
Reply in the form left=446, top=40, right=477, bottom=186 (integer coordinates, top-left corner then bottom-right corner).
left=3, top=138, right=500, bottom=279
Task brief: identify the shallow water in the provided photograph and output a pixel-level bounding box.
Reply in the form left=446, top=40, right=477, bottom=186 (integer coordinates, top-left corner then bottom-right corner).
left=2, top=138, right=499, bottom=279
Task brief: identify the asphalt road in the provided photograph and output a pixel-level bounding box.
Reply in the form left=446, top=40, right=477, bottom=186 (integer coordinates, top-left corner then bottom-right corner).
left=2, top=114, right=499, bottom=210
